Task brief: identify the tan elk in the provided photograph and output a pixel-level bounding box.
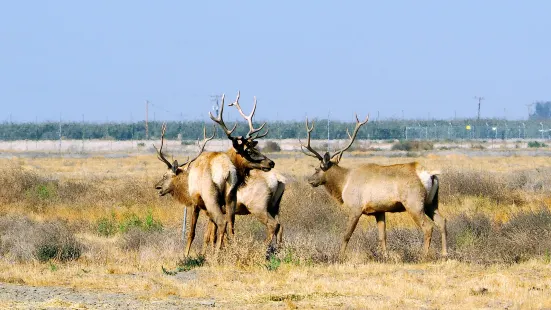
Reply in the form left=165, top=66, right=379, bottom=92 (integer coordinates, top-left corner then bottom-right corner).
left=154, top=124, right=285, bottom=256
left=300, top=115, right=447, bottom=258
left=202, top=169, right=286, bottom=254
left=155, top=91, right=275, bottom=254
left=154, top=123, right=234, bottom=253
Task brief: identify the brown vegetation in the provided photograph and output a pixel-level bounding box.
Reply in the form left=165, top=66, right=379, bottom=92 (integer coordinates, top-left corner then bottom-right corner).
left=2, top=152, right=551, bottom=307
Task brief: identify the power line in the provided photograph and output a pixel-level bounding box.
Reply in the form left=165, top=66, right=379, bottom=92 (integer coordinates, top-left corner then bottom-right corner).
left=474, top=96, right=485, bottom=121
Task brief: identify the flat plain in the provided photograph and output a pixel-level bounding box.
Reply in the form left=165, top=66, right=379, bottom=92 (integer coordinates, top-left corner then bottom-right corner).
left=1, top=143, right=551, bottom=309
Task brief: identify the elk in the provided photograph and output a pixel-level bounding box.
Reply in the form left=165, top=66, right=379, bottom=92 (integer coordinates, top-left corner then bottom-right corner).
left=154, top=122, right=235, bottom=252
left=154, top=124, right=285, bottom=256
left=208, top=91, right=275, bottom=237
left=300, top=115, right=447, bottom=258
left=202, top=169, right=286, bottom=254
left=156, top=91, right=275, bottom=254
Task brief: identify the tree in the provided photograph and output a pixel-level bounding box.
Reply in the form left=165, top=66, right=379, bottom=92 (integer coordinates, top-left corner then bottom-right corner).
left=530, top=101, right=551, bottom=120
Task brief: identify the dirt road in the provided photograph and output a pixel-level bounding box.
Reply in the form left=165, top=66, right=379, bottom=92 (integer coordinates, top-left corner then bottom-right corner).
left=0, top=282, right=217, bottom=310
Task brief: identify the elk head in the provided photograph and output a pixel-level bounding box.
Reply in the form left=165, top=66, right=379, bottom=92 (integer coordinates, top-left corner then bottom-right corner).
left=154, top=123, right=215, bottom=196
left=209, top=91, right=275, bottom=172
left=300, top=114, right=369, bottom=187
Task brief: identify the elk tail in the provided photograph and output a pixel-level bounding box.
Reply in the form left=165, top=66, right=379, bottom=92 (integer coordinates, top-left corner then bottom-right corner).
left=427, top=175, right=439, bottom=204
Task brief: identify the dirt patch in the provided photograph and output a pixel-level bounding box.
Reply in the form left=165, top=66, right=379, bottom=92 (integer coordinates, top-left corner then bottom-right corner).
left=0, top=282, right=216, bottom=309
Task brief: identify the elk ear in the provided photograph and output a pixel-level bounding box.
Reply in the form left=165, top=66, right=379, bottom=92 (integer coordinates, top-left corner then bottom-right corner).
left=232, top=139, right=247, bottom=152
left=248, top=140, right=258, bottom=148
left=323, top=152, right=331, bottom=163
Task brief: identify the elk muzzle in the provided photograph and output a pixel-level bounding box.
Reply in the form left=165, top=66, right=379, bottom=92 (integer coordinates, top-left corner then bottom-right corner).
left=155, top=179, right=171, bottom=196
left=307, top=174, right=322, bottom=187
left=260, top=158, right=275, bottom=172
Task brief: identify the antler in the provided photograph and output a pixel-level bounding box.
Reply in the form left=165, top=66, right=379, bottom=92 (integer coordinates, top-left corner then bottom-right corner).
left=331, top=114, right=369, bottom=163
left=209, top=93, right=237, bottom=139
left=228, top=91, right=268, bottom=140
left=179, top=124, right=216, bottom=169
left=298, top=117, right=324, bottom=160
left=153, top=122, right=172, bottom=168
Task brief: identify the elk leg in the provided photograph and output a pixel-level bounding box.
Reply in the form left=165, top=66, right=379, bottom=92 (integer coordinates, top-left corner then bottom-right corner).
left=184, top=206, right=200, bottom=257
left=426, top=208, right=447, bottom=257
left=339, top=210, right=362, bottom=259
left=374, top=212, right=388, bottom=257
left=424, top=190, right=447, bottom=257
left=275, top=215, right=283, bottom=244
left=204, top=197, right=227, bottom=252
left=433, top=210, right=447, bottom=257
left=251, top=211, right=276, bottom=245
left=202, top=220, right=216, bottom=256
left=408, top=207, right=433, bottom=257
left=266, top=215, right=280, bottom=247
left=225, top=189, right=238, bottom=238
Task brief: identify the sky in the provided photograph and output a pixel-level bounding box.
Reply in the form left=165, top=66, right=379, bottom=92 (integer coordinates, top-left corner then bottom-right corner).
left=1, top=1, right=551, bottom=123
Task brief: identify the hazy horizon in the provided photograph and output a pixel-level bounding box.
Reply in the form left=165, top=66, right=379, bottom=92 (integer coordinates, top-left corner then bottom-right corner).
left=2, top=1, right=550, bottom=123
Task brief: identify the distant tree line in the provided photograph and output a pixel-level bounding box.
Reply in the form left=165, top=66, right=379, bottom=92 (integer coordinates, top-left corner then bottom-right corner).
left=529, top=101, right=551, bottom=120
left=2, top=118, right=551, bottom=141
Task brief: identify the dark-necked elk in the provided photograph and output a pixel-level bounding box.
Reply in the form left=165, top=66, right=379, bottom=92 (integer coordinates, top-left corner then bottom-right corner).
left=300, top=115, right=447, bottom=258
left=155, top=91, right=275, bottom=255
left=154, top=122, right=236, bottom=253
left=154, top=124, right=285, bottom=256
left=207, top=91, right=275, bottom=237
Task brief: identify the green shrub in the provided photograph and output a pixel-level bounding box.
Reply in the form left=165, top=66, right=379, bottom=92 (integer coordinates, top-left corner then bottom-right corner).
left=144, top=210, right=163, bottom=232
left=119, top=213, right=143, bottom=233
left=528, top=141, right=547, bottom=148
left=266, top=254, right=281, bottom=271
left=96, top=214, right=117, bottom=237
left=163, top=256, right=206, bottom=275
left=97, top=210, right=163, bottom=236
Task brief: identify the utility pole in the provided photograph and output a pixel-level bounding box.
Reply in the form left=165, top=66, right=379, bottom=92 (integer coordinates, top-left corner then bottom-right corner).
left=327, top=110, right=331, bottom=153
left=130, top=112, right=134, bottom=147
left=474, top=96, right=485, bottom=121
left=145, top=100, right=149, bottom=140
left=210, top=94, right=222, bottom=108
left=58, top=114, right=62, bottom=154
left=81, top=114, right=85, bottom=152
left=35, top=116, right=38, bottom=149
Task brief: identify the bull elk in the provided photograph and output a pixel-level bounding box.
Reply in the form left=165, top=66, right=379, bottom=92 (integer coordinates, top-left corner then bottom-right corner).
left=203, top=169, right=286, bottom=254
left=154, top=124, right=285, bottom=256
left=154, top=122, right=236, bottom=252
left=156, top=91, right=275, bottom=254
left=300, top=115, right=447, bottom=258
left=208, top=91, right=275, bottom=237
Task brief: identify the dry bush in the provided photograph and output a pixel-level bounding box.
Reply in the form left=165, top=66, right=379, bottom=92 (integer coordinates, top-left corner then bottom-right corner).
left=0, top=164, right=158, bottom=214
left=439, top=167, right=529, bottom=205
left=0, top=215, right=82, bottom=263
left=444, top=210, right=551, bottom=264
left=119, top=228, right=167, bottom=251
left=391, top=140, right=434, bottom=151
left=261, top=141, right=281, bottom=152
left=0, top=164, right=93, bottom=207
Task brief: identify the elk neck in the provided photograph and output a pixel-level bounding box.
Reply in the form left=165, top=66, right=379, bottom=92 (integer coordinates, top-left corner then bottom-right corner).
left=322, top=164, right=350, bottom=203
left=172, top=172, right=193, bottom=205
left=225, top=148, right=250, bottom=183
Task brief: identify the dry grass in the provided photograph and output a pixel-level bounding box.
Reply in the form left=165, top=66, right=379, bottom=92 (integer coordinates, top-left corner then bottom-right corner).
left=1, top=153, right=551, bottom=307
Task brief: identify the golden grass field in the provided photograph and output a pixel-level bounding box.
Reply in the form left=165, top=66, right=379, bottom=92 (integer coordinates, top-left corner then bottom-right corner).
left=1, top=149, right=551, bottom=308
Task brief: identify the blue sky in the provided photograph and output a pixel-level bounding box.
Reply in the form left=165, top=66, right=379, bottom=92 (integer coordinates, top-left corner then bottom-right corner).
left=1, top=1, right=550, bottom=122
